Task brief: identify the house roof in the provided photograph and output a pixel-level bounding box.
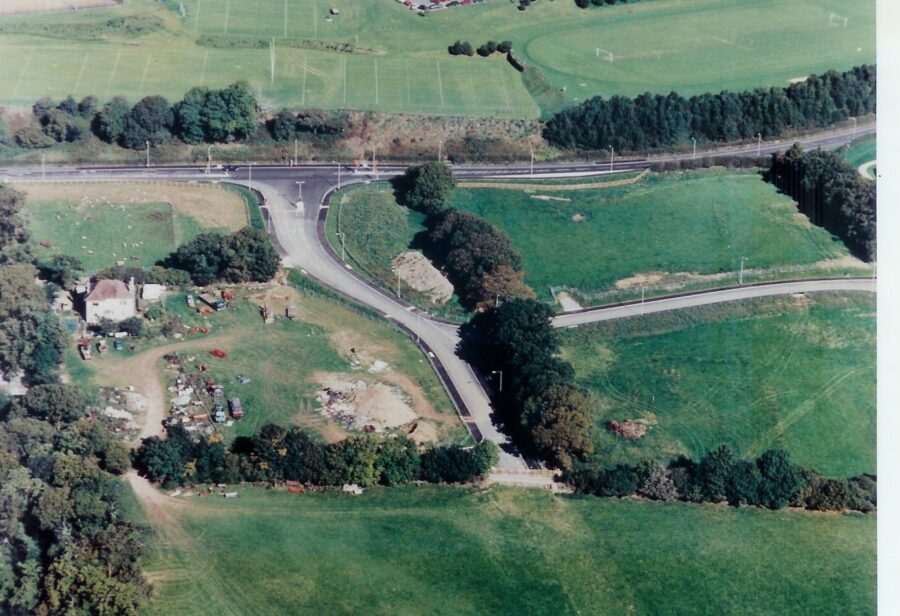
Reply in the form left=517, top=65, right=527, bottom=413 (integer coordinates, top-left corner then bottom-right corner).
left=86, top=279, right=132, bottom=302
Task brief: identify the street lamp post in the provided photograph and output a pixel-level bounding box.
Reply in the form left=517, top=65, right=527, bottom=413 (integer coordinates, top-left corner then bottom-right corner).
left=756, top=133, right=762, bottom=158
left=491, top=370, right=503, bottom=392
left=438, top=139, right=443, bottom=163
left=248, top=162, right=254, bottom=194
left=295, top=181, right=304, bottom=203
left=851, top=116, right=858, bottom=141
left=641, top=285, right=645, bottom=315
left=206, top=145, right=212, bottom=174
left=337, top=161, right=342, bottom=189
left=692, top=137, right=697, bottom=160
left=530, top=148, right=534, bottom=177
left=41, top=154, right=46, bottom=181
left=609, top=145, right=614, bottom=173
left=739, top=256, right=748, bottom=285
left=145, top=141, right=150, bottom=168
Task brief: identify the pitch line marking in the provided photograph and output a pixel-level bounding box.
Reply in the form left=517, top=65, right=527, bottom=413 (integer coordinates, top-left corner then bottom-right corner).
left=104, top=49, right=122, bottom=98
left=138, top=53, right=152, bottom=97
left=223, top=0, right=230, bottom=34
left=73, top=52, right=89, bottom=93
left=12, top=46, right=35, bottom=98
left=405, top=61, right=411, bottom=106
left=436, top=60, right=444, bottom=107
left=193, top=0, right=201, bottom=34
left=301, top=55, right=308, bottom=105
left=313, top=0, right=318, bottom=39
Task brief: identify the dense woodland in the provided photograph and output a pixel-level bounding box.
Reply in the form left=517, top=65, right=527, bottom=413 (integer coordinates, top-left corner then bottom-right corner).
left=0, top=183, right=147, bottom=614
left=134, top=424, right=499, bottom=488
left=765, top=144, right=876, bottom=261
left=544, top=65, right=875, bottom=152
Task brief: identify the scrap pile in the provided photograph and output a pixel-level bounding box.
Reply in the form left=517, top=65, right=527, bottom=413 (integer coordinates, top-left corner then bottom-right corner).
left=315, top=376, right=418, bottom=433
left=163, top=353, right=247, bottom=434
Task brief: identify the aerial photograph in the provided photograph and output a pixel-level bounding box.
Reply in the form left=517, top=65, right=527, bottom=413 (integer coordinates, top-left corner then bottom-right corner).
left=0, top=0, right=884, bottom=613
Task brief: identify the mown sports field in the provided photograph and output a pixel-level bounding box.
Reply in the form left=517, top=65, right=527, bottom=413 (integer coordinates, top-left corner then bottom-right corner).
left=560, top=292, right=876, bottom=478
left=130, top=485, right=875, bottom=615
left=0, top=0, right=874, bottom=117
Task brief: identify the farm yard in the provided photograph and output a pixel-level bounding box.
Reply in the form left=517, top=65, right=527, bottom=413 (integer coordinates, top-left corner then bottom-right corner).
left=131, top=485, right=875, bottom=615
left=0, top=0, right=874, bottom=116
left=328, top=170, right=871, bottom=309
left=560, top=292, right=876, bottom=478
left=79, top=280, right=465, bottom=445
left=17, top=182, right=248, bottom=271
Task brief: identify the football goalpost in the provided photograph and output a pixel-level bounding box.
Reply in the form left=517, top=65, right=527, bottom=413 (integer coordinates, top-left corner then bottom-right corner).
left=829, top=13, right=849, bottom=27
left=595, top=47, right=614, bottom=62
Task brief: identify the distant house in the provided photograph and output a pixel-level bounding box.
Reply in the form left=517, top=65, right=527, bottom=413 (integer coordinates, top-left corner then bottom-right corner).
left=84, top=278, right=137, bottom=324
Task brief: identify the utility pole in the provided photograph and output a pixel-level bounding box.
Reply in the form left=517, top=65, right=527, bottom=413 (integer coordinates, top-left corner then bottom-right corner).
left=530, top=148, right=534, bottom=177
left=739, top=256, right=747, bottom=285
left=438, top=139, right=443, bottom=162
left=41, top=154, right=45, bottom=181
left=295, top=180, right=304, bottom=203
left=609, top=145, right=614, bottom=173
left=145, top=140, right=150, bottom=168
left=248, top=162, right=254, bottom=194
left=851, top=116, right=857, bottom=141
left=491, top=370, right=503, bottom=392
left=641, top=285, right=645, bottom=315
left=692, top=137, right=697, bottom=160
left=206, top=144, right=212, bottom=174
left=294, top=138, right=298, bottom=165
left=396, top=268, right=400, bottom=298
left=756, top=133, right=762, bottom=158
left=337, top=161, right=342, bottom=189
left=373, top=149, right=378, bottom=181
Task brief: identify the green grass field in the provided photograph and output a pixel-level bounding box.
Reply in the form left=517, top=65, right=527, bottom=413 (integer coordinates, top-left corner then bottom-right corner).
left=0, top=0, right=874, bottom=117
left=842, top=137, right=876, bottom=178
left=136, top=485, right=875, bottom=615
left=560, top=292, right=876, bottom=477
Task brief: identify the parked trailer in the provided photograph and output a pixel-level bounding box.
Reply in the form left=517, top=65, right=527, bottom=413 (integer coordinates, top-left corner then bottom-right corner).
left=199, top=293, right=227, bottom=311
left=229, top=398, right=244, bottom=419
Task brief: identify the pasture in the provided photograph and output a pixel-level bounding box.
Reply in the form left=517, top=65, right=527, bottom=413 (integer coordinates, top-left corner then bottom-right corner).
left=0, top=0, right=874, bottom=117
left=17, top=181, right=246, bottom=271
left=560, top=292, right=876, bottom=477
left=136, top=485, right=876, bottom=615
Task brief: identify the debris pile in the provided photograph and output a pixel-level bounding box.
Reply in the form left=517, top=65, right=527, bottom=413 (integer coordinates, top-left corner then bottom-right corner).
left=315, top=376, right=417, bottom=432
left=605, top=419, right=650, bottom=440
left=162, top=353, right=247, bottom=435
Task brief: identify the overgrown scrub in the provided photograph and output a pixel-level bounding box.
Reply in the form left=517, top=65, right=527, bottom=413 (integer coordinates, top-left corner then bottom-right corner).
left=765, top=144, right=876, bottom=261
left=545, top=65, right=875, bottom=152
left=0, top=15, right=164, bottom=39
left=567, top=445, right=876, bottom=513
left=198, top=34, right=379, bottom=55
left=134, top=423, right=498, bottom=488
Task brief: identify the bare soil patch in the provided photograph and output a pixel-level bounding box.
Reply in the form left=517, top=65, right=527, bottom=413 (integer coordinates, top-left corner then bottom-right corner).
left=314, top=373, right=417, bottom=432
left=391, top=251, right=453, bottom=304
left=531, top=194, right=571, bottom=202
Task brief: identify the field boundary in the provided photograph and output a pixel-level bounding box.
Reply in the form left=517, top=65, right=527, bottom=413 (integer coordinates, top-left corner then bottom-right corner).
left=458, top=169, right=648, bottom=192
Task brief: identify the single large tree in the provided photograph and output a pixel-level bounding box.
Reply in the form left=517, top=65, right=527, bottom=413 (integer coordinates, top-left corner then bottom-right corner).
left=396, top=162, right=456, bottom=214
left=523, top=382, right=594, bottom=469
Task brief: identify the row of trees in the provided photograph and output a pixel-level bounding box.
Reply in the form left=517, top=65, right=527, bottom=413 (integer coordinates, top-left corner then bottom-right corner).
left=395, top=162, right=535, bottom=310
left=267, top=108, right=349, bottom=142
left=567, top=445, right=876, bottom=512
left=0, top=385, right=148, bottom=614
left=161, top=227, right=280, bottom=286
left=459, top=299, right=594, bottom=469
left=448, top=40, right=512, bottom=57
left=543, top=65, right=876, bottom=152
left=16, top=81, right=258, bottom=150
left=764, top=144, right=876, bottom=261
left=574, top=0, right=635, bottom=7
left=134, top=423, right=499, bottom=488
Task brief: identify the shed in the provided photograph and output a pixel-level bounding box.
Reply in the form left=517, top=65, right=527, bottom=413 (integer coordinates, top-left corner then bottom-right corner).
left=141, top=284, right=166, bottom=301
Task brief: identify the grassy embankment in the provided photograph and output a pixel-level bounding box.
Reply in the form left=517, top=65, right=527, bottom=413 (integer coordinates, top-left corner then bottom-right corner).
left=328, top=170, right=871, bottom=310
